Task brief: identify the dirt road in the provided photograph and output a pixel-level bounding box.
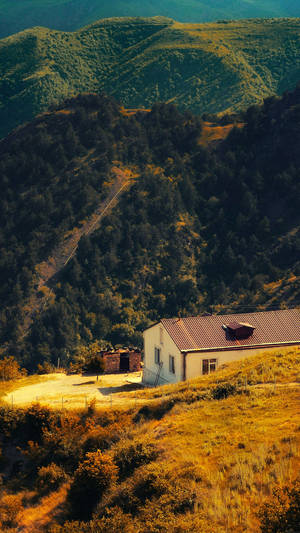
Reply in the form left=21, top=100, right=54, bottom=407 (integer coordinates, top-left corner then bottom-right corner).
left=4, top=372, right=143, bottom=409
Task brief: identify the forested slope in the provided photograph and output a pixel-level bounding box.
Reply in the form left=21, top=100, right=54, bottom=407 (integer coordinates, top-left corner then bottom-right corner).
left=1, top=0, right=300, bottom=38
left=1, top=17, right=300, bottom=137
left=0, top=88, right=299, bottom=369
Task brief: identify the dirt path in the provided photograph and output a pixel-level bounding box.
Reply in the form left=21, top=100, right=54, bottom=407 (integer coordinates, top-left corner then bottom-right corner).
left=20, top=164, right=137, bottom=337
left=17, top=484, right=69, bottom=533
left=4, top=372, right=143, bottom=409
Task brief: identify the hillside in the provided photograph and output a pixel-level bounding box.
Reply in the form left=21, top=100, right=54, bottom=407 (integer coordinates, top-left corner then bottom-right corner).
left=1, top=17, right=300, bottom=137
left=0, top=88, right=299, bottom=370
left=0, top=0, right=300, bottom=38
left=0, top=348, right=299, bottom=532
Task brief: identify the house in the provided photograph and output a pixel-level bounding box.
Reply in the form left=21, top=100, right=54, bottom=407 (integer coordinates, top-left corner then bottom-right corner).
left=142, top=308, right=300, bottom=385
left=101, top=349, right=141, bottom=374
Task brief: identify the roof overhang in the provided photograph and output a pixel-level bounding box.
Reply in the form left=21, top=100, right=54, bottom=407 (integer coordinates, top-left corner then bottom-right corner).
left=181, top=341, right=300, bottom=354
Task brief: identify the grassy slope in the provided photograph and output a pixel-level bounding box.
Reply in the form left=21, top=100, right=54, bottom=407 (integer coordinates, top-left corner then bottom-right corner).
left=7, top=348, right=298, bottom=532
left=105, top=347, right=300, bottom=532
left=0, top=1, right=300, bottom=38
left=1, top=17, right=300, bottom=137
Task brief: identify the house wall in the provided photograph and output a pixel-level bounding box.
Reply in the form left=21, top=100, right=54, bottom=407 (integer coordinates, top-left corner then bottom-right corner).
left=103, top=353, right=120, bottom=373
left=143, top=323, right=182, bottom=385
left=129, top=351, right=141, bottom=372
left=185, top=344, right=300, bottom=380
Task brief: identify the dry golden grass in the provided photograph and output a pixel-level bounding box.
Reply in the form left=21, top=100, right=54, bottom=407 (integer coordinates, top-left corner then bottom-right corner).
left=133, top=347, right=300, bottom=401
left=199, top=121, right=244, bottom=146
left=114, top=370, right=300, bottom=532
left=16, top=483, right=69, bottom=533
left=0, top=374, right=53, bottom=403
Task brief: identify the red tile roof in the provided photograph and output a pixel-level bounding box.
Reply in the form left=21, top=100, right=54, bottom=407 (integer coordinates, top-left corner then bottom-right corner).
left=161, top=309, right=300, bottom=352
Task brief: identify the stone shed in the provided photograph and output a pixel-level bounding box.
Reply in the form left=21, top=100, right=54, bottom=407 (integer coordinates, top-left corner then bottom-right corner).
left=101, top=349, right=141, bottom=374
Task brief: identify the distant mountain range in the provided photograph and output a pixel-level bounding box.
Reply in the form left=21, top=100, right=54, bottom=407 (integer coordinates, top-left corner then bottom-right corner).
left=1, top=16, right=300, bottom=138
left=0, top=0, right=300, bottom=38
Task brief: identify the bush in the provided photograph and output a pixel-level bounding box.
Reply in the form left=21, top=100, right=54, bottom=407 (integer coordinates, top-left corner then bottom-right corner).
left=134, top=399, right=175, bottom=422
left=258, top=481, right=300, bottom=532
left=68, top=450, right=118, bottom=519
left=37, top=463, right=68, bottom=492
left=24, top=403, right=55, bottom=443
left=114, top=437, right=160, bottom=479
left=0, top=356, right=26, bottom=381
left=0, top=492, right=23, bottom=528
left=82, top=354, right=105, bottom=374
left=211, top=382, right=238, bottom=400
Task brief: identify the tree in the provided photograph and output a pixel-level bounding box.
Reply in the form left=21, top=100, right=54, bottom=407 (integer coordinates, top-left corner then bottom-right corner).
left=0, top=356, right=26, bottom=381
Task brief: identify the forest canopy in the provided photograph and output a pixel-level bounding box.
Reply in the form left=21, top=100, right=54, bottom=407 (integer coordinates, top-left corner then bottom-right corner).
left=0, top=89, right=299, bottom=369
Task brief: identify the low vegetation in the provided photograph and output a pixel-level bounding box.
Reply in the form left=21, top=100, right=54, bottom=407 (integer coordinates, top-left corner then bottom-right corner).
left=0, top=349, right=298, bottom=532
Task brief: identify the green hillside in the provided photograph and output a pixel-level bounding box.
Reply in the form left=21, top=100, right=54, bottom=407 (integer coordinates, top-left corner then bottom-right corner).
left=0, top=0, right=300, bottom=38
left=0, top=88, right=299, bottom=369
left=1, top=17, right=300, bottom=138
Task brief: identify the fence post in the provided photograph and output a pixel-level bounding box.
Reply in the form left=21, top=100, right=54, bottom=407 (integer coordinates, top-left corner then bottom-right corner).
left=110, top=394, right=112, bottom=408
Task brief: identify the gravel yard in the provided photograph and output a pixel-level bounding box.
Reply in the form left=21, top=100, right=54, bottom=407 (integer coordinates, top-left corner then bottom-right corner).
left=4, top=372, right=143, bottom=409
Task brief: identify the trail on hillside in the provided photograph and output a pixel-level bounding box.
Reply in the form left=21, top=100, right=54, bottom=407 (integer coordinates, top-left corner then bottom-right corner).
left=17, top=483, right=69, bottom=533
left=21, top=165, right=136, bottom=337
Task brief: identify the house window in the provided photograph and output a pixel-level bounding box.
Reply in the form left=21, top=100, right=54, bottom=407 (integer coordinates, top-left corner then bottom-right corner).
left=160, top=326, right=164, bottom=345
left=202, top=358, right=217, bottom=374
left=154, top=347, right=161, bottom=364
left=169, top=355, right=175, bottom=374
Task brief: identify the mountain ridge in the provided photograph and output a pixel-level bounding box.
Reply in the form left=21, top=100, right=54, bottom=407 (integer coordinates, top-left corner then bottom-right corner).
left=0, top=0, right=300, bottom=38
left=1, top=16, right=300, bottom=138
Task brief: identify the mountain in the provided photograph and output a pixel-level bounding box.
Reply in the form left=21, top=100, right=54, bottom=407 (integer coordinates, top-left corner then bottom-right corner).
left=0, top=87, right=299, bottom=369
left=0, top=0, right=300, bottom=38
left=1, top=17, right=300, bottom=138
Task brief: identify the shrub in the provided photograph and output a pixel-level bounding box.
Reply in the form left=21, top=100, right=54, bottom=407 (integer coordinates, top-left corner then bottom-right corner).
left=82, top=354, right=105, bottom=374
left=114, top=437, right=160, bottom=479
left=0, top=406, right=25, bottom=439
left=258, top=481, right=300, bottom=532
left=37, top=463, right=68, bottom=492
left=134, top=399, right=175, bottom=422
left=68, top=450, right=118, bottom=519
left=0, top=492, right=23, bottom=528
left=24, top=403, right=55, bottom=443
left=211, top=382, right=238, bottom=400
left=0, top=356, right=26, bottom=381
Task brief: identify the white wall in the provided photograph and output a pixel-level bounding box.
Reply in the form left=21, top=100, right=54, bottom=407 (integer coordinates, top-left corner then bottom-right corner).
left=143, top=323, right=182, bottom=385
left=186, top=344, right=300, bottom=380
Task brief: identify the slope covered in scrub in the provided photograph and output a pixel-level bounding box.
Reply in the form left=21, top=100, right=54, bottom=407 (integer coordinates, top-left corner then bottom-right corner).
left=1, top=17, right=300, bottom=137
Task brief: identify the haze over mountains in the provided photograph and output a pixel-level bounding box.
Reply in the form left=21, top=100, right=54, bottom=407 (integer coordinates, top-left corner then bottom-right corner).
left=1, top=17, right=300, bottom=138
left=0, top=0, right=300, bottom=38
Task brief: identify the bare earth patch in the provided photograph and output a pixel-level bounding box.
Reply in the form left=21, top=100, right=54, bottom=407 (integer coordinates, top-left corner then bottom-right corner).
left=4, top=372, right=143, bottom=409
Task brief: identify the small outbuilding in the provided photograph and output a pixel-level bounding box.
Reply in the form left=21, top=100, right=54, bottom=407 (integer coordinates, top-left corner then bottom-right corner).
left=101, top=349, right=141, bottom=374
left=143, top=308, right=300, bottom=385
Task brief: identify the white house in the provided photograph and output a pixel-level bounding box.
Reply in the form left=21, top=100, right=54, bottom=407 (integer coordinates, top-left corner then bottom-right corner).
left=142, top=308, right=300, bottom=385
